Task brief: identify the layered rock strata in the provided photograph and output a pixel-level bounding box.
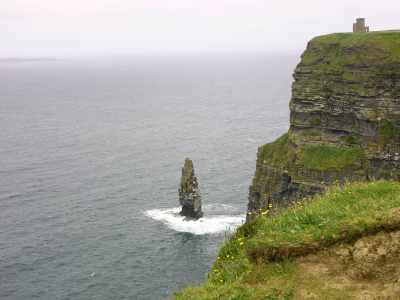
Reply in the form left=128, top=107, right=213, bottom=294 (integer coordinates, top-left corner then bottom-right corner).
left=248, top=31, right=400, bottom=220
left=179, top=158, right=203, bottom=219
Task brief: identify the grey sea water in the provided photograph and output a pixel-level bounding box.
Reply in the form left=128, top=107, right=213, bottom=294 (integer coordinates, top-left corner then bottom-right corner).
left=0, top=54, right=297, bottom=300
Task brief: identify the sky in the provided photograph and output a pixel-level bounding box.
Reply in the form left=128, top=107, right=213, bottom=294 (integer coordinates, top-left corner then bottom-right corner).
left=1, top=0, right=399, bottom=57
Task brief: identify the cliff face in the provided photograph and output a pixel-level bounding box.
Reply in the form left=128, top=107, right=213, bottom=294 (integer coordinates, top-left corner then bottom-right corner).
left=248, top=31, right=400, bottom=220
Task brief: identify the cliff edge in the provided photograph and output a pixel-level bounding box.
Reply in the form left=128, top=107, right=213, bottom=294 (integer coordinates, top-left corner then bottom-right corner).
left=248, top=31, right=400, bottom=220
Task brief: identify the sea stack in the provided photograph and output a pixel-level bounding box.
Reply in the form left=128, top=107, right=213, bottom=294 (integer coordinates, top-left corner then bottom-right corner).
left=179, top=158, right=203, bottom=219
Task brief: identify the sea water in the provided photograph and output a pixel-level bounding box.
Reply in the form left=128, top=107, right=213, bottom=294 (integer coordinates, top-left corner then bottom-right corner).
left=0, top=53, right=296, bottom=299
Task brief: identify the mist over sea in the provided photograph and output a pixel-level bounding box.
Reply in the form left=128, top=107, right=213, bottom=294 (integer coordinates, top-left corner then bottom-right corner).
left=0, top=54, right=296, bottom=299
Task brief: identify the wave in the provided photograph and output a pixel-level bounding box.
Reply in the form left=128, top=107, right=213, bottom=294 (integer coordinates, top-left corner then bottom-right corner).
left=144, top=206, right=245, bottom=235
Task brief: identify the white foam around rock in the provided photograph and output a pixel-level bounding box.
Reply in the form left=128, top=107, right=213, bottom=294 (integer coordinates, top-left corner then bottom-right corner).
left=144, top=207, right=245, bottom=235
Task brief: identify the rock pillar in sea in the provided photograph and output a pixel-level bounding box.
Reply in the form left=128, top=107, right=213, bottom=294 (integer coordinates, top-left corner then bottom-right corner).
left=179, top=158, right=203, bottom=219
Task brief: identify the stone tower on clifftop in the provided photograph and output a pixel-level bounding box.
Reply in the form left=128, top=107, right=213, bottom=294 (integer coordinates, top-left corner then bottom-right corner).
left=353, top=18, right=370, bottom=33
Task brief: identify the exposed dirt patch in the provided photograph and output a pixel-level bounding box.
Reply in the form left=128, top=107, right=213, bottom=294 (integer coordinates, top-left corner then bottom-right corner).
left=294, top=230, right=400, bottom=299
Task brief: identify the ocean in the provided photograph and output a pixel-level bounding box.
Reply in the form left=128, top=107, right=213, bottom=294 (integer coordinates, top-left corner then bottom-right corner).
left=0, top=53, right=297, bottom=299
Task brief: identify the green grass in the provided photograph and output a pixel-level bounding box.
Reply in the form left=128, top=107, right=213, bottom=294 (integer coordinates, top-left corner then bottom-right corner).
left=297, top=145, right=365, bottom=171
left=173, top=181, right=400, bottom=299
left=257, top=133, right=295, bottom=169
left=246, top=181, right=400, bottom=259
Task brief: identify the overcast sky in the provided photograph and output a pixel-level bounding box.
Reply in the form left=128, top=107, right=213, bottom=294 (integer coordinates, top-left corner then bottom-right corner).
left=1, top=0, right=399, bottom=57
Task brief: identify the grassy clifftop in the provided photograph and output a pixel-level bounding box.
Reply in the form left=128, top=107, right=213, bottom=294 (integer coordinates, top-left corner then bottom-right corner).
left=295, top=31, right=400, bottom=99
left=301, top=31, right=400, bottom=70
left=174, top=181, right=400, bottom=299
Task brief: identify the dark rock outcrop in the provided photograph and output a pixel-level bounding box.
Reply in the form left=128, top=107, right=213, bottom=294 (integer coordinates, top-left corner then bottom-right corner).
left=248, top=31, right=400, bottom=221
left=179, top=158, right=203, bottom=219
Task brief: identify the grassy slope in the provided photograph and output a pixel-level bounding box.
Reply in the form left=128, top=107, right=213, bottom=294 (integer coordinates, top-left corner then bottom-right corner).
left=174, top=181, right=400, bottom=299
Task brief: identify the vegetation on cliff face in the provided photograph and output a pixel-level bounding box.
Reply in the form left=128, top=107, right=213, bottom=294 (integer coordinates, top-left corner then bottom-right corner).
left=378, top=120, right=400, bottom=145
left=297, top=145, right=365, bottom=171
left=174, top=181, right=400, bottom=299
left=258, top=134, right=365, bottom=172
left=258, top=134, right=295, bottom=169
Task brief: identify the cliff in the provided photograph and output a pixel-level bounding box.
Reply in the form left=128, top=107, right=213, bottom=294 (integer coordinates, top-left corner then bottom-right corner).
left=174, top=31, right=400, bottom=299
left=248, top=31, right=400, bottom=220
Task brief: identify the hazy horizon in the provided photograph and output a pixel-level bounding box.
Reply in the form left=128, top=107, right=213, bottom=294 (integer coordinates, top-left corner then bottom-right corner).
left=1, top=0, right=399, bottom=58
